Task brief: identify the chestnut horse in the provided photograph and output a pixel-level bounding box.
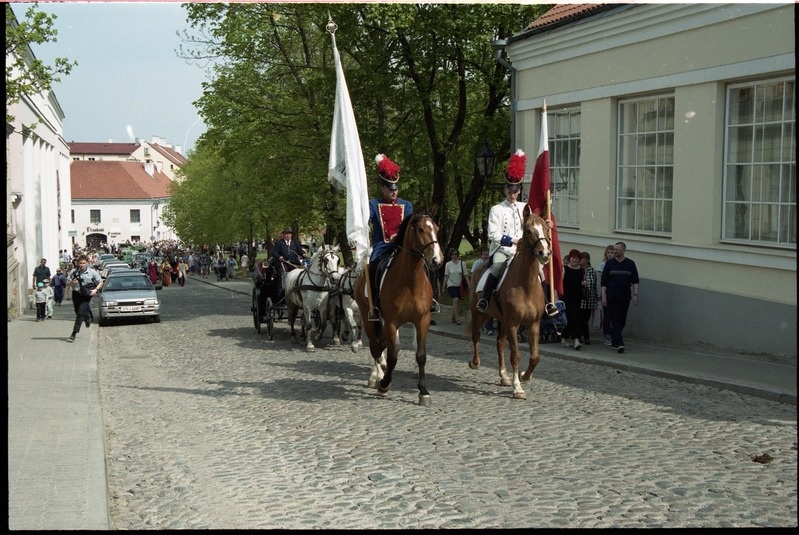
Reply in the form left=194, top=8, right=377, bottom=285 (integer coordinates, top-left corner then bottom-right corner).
left=355, top=212, right=444, bottom=406
left=466, top=208, right=552, bottom=399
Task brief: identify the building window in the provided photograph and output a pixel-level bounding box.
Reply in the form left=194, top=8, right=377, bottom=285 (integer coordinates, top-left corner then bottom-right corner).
left=549, top=108, right=581, bottom=227
left=616, top=95, right=674, bottom=234
left=723, top=77, right=796, bottom=246
left=130, top=209, right=141, bottom=223
left=90, top=209, right=101, bottom=224
left=71, top=209, right=75, bottom=224
left=131, top=235, right=140, bottom=243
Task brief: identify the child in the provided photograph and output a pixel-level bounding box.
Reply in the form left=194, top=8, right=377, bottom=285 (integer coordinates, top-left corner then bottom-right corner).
left=42, top=279, right=55, bottom=319
left=34, top=282, right=47, bottom=321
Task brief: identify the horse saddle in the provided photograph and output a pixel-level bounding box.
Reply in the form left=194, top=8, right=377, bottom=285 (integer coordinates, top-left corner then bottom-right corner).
left=365, top=253, right=395, bottom=299
left=475, top=256, right=513, bottom=293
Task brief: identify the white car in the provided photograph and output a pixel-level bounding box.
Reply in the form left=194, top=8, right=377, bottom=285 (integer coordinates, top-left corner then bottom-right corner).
left=98, top=270, right=161, bottom=326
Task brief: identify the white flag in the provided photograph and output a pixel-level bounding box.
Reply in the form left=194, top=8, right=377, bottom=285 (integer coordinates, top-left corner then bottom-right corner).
left=328, top=33, right=371, bottom=274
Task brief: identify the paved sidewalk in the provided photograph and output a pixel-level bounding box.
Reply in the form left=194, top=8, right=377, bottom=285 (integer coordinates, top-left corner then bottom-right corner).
left=6, top=273, right=796, bottom=529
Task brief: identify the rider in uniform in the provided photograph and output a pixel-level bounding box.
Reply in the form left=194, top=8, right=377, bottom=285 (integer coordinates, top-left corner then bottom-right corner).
left=367, top=153, right=414, bottom=320
left=476, top=149, right=558, bottom=316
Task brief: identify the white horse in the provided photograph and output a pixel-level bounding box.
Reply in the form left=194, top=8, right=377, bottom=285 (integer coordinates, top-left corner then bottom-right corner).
left=328, top=266, right=363, bottom=353
left=282, top=244, right=340, bottom=351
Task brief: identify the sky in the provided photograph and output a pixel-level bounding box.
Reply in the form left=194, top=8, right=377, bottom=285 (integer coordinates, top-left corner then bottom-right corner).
left=19, top=1, right=210, bottom=154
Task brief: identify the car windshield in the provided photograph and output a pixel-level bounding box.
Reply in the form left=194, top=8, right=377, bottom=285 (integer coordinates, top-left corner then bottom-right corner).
left=104, top=277, right=153, bottom=291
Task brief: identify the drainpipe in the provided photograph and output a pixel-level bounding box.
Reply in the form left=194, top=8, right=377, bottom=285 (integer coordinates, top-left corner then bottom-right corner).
left=492, top=38, right=516, bottom=152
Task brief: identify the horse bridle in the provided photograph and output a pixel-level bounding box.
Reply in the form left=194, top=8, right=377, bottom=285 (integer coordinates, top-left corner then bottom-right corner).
left=397, top=216, right=440, bottom=261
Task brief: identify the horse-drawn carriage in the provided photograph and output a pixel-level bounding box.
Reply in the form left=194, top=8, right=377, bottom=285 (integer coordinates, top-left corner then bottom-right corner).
left=250, top=259, right=288, bottom=340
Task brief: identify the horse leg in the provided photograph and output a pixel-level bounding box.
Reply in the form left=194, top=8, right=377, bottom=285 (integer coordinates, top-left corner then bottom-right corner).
left=468, top=314, right=484, bottom=370
left=495, top=323, right=512, bottom=386
left=288, top=304, right=299, bottom=344
left=345, top=306, right=361, bottom=353
left=377, top=325, right=400, bottom=396
left=305, top=307, right=316, bottom=352
left=505, top=324, right=526, bottom=400
left=521, top=318, right=541, bottom=382
left=415, top=322, right=432, bottom=406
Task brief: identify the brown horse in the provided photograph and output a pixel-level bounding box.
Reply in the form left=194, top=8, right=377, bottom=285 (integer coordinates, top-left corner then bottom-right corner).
left=466, top=208, right=552, bottom=399
left=355, top=212, right=444, bottom=406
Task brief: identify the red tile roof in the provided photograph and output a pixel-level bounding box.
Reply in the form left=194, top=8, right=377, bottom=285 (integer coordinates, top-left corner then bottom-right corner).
left=68, top=142, right=140, bottom=155
left=526, top=3, right=619, bottom=31
left=149, top=143, right=187, bottom=166
left=71, top=161, right=172, bottom=201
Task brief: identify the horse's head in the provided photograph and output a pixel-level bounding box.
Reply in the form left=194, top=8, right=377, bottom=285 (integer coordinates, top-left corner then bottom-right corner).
left=397, top=212, right=444, bottom=269
left=521, top=207, right=552, bottom=264
left=310, top=244, right=340, bottom=278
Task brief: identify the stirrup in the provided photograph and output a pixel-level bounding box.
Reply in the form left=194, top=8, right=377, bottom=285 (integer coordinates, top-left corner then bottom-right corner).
left=545, top=302, right=558, bottom=317
left=430, top=299, right=441, bottom=314
left=368, top=307, right=381, bottom=322
left=476, top=298, right=488, bottom=313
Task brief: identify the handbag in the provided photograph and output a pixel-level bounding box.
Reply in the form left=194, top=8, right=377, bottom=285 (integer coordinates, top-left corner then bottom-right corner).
left=459, top=262, right=468, bottom=299
left=76, top=271, right=96, bottom=297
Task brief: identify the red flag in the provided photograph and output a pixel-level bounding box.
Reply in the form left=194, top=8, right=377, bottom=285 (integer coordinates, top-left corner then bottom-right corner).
left=527, top=104, right=563, bottom=298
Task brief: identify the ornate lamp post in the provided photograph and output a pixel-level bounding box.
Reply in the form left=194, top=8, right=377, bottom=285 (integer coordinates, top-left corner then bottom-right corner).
left=475, top=140, right=496, bottom=184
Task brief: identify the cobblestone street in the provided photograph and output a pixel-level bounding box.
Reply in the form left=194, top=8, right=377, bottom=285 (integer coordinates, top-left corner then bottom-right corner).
left=97, top=279, right=797, bottom=528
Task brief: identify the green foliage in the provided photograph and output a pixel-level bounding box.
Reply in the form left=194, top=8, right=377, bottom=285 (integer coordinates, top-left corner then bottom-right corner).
left=176, top=3, right=550, bottom=249
left=5, top=3, right=77, bottom=124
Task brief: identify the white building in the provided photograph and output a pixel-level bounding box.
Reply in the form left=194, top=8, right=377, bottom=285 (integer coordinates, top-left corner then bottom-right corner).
left=70, top=160, right=174, bottom=248
left=501, top=3, right=795, bottom=359
left=6, top=11, right=72, bottom=317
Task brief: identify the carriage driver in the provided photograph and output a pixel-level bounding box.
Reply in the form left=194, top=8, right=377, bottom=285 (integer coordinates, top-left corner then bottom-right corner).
left=367, top=153, right=440, bottom=320
left=476, top=149, right=559, bottom=317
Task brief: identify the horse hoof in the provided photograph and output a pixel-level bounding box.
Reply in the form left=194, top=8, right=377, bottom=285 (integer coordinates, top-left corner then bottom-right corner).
left=468, top=360, right=480, bottom=370
left=521, top=373, right=532, bottom=382
left=418, top=395, right=432, bottom=407
left=512, top=391, right=528, bottom=400
left=500, top=377, right=513, bottom=387
left=368, top=379, right=378, bottom=389
left=306, top=346, right=316, bottom=352
left=350, top=344, right=359, bottom=353
left=333, top=339, right=341, bottom=346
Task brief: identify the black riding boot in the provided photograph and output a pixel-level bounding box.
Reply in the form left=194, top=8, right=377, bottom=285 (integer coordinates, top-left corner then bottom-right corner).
left=476, top=274, right=498, bottom=313
left=368, top=269, right=381, bottom=322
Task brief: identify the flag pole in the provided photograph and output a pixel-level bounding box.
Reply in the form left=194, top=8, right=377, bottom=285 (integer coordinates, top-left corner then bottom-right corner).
left=542, top=99, right=555, bottom=304
left=546, top=189, right=555, bottom=304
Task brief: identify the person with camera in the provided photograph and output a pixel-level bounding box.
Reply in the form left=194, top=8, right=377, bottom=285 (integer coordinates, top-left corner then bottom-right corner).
left=66, top=254, right=103, bottom=342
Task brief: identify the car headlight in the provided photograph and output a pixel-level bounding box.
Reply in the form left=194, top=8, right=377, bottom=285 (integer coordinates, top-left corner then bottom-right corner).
left=144, top=299, right=159, bottom=306
left=104, top=301, right=118, bottom=307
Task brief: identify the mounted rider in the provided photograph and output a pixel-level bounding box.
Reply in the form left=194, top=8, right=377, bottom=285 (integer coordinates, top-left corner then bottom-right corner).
left=476, top=149, right=559, bottom=317
left=367, top=154, right=415, bottom=321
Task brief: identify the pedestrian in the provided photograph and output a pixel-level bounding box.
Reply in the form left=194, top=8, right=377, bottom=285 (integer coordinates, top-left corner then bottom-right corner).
left=579, top=251, right=599, bottom=345
left=443, top=249, right=469, bottom=325
left=65, top=254, right=103, bottom=342
left=366, top=153, right=422, bottom=320
left=471, top=249, right=495, bottom=334
left=597, top=244, right=615, bottom=342
left=32, top=257, right=51, bottom=288
left=42, top=279, right=55, bottom=319
left=147, top=257, right=160, bottom=285
left=201, top=253, right=210, bottom=278
left=34, top=282, right=47, bottom=321
left=51, top=268, right=67, bottom=306
left=177, top=257, right=189, bottom=286
left=560, top=249, right=585, bottom=350
left=600, top=241, right=640, bottom=353
left=161, top=258, right=173, bottom=287
left=226, top=255, right=238, bottom=281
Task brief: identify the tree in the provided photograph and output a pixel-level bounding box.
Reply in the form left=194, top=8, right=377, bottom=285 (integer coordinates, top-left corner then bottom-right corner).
left=5, top=3, right=76, bottom=124
left=176, top=3, right=550, bottom=253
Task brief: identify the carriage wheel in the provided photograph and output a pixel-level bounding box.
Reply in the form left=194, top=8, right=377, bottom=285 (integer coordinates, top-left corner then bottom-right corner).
left=252, top=290, right=261, bottom=334
left=265, top=297, right=274, bottom=340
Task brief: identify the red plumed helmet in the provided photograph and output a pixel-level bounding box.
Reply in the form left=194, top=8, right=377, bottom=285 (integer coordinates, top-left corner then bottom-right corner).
left=375, top=153, right=400, bottom=183
left=504, top=149, right=526, bottom=186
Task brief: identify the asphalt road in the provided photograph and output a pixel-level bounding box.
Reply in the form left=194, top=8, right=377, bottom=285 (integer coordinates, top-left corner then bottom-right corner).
left=97, top=278, right=797, bottom=529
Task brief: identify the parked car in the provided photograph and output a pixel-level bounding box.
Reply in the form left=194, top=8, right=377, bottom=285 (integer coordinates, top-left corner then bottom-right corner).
left=96, top=253, right=117, bottom=269
left=100, top=260, right=131, bottom=278
left=97, top=270, right=161, bottom=326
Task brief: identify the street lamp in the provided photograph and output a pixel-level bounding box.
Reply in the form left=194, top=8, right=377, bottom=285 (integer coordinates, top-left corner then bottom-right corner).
left=151, top=200, right=160, bottom=242
left=475, top=140, right=496, bottom=183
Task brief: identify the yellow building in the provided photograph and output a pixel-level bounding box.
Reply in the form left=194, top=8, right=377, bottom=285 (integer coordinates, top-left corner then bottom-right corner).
left=499, top=3, right=795, bottom=359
